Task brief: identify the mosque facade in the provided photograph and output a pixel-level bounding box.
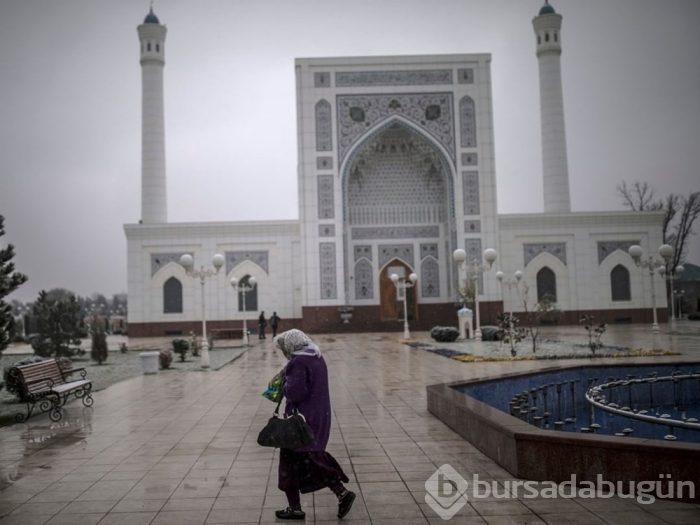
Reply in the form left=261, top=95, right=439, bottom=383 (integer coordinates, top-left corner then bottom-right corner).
left=125, top=4, right=666, bottom=337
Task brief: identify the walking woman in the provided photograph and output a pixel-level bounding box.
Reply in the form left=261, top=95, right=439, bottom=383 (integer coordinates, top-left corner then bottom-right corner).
left=273, top=329, right=355, bottom=520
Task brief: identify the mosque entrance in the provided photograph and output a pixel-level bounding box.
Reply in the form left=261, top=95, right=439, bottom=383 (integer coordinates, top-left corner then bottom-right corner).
left=380, top=259, right=417, bottom=322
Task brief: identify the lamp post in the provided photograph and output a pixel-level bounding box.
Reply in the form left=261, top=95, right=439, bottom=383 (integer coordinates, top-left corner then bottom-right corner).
left=496, top=269, right=523, bottom=335
left=179, top=252, right=225, bottom=368
left=658, top=264, right=684, bottom=321
left=389, top=272, right=417, bottom=339
left=453, top=248, right=498, bottom=341
left=628, top=244, right=674, bottom=333
left=230, top=276, right=257, bottom=346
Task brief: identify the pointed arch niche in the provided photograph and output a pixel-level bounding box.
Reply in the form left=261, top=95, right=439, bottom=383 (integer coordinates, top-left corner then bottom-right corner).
left=341, top=117, right=457, bottom=304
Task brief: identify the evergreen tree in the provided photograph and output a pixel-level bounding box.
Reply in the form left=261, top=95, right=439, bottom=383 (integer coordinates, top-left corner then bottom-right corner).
left=0, top=216, right=28, bottom=352
left=32, top=290, right=82, bottom=357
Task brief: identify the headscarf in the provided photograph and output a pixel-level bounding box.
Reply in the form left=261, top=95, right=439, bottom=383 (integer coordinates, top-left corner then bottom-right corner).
left=274, top=329, right=321, bottom=359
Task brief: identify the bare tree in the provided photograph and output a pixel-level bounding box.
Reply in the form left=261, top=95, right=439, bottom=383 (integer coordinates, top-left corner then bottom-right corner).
left=616, top=181, right=663, bottom=212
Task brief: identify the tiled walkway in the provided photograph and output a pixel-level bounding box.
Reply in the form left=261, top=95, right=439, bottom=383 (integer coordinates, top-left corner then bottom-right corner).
left=0, top=330, right=699, bottom=524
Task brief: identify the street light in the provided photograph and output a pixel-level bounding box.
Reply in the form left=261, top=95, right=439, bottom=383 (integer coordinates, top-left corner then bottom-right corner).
left=453, top=247, right=497, bottom=341
left=230, top=276, right=257, bottom=346
left=628, top=244, right=674, bottom=333
left=179, top=252, right=225, bottom=368
left=389, top=272, right=418, bottom=339
left=658, top=264, right=684, bottom=321
left=496, top=269, right=523, bottom=336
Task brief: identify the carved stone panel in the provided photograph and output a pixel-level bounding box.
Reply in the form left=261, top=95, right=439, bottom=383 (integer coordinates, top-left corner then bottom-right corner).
left=421, top=257, right=440, bottom=298
left=352, top=225, right=439, bottom=240
left=461, top=152, right=478, bottom=166
left=151, top=253, right=186, bottom=277
left=464, top=220, right=481, bottom=233
left=319, top=242, right=337, bottom=299
left=337, top=93, right=455, bottom=163
left=354, top=258, right=373, bottom=299
left=459, top=96, right=477, bottom=148
left=318, top=224, right=336, bottom=237
left=314, top=72, right=331, bottom=88
left=378, top=244, right=414, bottom=269
left=420, top=243, right=439, bottom=260
left=462, top=171, right=480, bottom=215
left=225, top=251, right=269, bottom=275
left=524, top=243, right=567, bottom=266
left=315, top=99, right=333, bottom=152
left=457, top=68, right=474, bottom=84
left=335, top=69, right=452, bottom=87
left=465, top=238, right=483, bottom=290
left=597, top=241, right=639, bottom=264
left=316, top=156, right=333, bottom=170
left=317, top=175, right=335, bottom=219
left=354, top=245, right=372, bottom=262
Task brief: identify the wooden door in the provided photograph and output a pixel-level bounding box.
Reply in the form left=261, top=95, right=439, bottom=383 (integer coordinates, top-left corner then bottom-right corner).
left=379, top=259, right=417, bottom=322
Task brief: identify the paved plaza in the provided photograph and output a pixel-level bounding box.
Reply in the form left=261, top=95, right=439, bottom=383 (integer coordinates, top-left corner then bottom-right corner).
left=0, top=326, right=699, bottom=524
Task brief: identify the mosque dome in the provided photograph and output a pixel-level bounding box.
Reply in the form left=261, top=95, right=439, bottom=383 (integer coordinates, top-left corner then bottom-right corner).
left=539, top=3, right=556, bottom=15
left=143, top=8, right=160, bottom=24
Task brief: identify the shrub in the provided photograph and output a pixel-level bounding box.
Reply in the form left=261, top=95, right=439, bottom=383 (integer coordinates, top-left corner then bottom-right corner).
left=91, top=330, right=108, bottom=365
left=172, top=338, right=189, bottom=362
left=430, top=326, right=460, bottom=342
left=159, top=350, right=173, bottom=369
left=688, top=313, right=700, bottom=321
left=481, top=325, right=504, bottom=341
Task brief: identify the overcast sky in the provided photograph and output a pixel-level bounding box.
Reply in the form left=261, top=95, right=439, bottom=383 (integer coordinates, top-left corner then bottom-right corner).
left=1, top=0, right=699, bottom=303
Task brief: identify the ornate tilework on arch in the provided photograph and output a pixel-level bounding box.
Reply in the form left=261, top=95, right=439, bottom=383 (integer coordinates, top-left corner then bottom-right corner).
left=335, top=69, right=453, bottom=87
left=464, top=220, right=481, bottom=233
left=151, top=252, right=187, bottom=277
left=314, top=72, right=331, bottom=88
left=336, top=93, right=455, bottom=164
left=420, top=243, right=438, bottom=260
left=319, top=242, right=337, bottom=299
left=457, top=68, right=474, bottom=84
left=315, top=99, right=333, bottom=152
left=378, top=244, right=414, bottom=269
left=316, top=156, right=333, bottom=170
left=351, top=225, right=439, bottom=240
left=318, top=224, right=336, bottom=237
left=462, top=171, right=480, bottom=215
left=461, top=152, right=478, bottom=166
left=523, top=243, right=567, bottom=266
left=354, top=258, right=373, bottom=299
left=354, top=245, right=372, bottom=262
left=459, top=96, right=477, bottom=148
left=317, top=175, right=334, bottom=219
left=421, top=256, right=440, bottom=297
left=597, top=240, right=639, bottom=264
left=225, top=251, right=269, bottom=275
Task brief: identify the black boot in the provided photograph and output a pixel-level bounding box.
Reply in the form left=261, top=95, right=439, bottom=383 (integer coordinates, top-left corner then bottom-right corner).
left=275, top=507, right=306, bottom=520
left=338, top=491, right=356, bottom=518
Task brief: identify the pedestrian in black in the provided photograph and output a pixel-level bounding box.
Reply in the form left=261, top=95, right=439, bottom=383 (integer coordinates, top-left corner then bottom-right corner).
left=270, top=311, right=281, bottom=338
left=258, top=311, right=267, bottom=339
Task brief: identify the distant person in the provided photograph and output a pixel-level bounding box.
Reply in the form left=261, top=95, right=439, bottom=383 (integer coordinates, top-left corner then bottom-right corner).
left=258, top=311, right=267, bottom=339
left=270, top=311, right=281, bottom=338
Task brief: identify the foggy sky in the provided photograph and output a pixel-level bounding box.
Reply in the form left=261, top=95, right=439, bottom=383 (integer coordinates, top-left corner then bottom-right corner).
left=1, top=0, right=699, bottom=303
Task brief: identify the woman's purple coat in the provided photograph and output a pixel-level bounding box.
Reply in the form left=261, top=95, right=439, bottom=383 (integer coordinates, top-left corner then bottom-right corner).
left=283, top=354, right=331, bottom=452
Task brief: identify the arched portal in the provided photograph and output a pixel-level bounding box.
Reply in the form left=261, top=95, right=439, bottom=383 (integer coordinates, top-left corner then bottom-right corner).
left=341, top=118, right=456, bottom=306
left=379, top=259, right=417, bottom=322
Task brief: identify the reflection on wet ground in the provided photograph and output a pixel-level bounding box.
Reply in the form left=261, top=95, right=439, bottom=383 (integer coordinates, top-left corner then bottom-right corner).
left=0, top=326, right=698, bottom=524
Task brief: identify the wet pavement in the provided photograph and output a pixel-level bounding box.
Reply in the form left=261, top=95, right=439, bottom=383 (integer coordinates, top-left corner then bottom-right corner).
left=0, top=325, right=699, bottom=524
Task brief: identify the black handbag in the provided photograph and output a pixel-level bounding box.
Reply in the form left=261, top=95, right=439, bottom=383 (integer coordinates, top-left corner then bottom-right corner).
left=257, top=396, right=315, bottom=450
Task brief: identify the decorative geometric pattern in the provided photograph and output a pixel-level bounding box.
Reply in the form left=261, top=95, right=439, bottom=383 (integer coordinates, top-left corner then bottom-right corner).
left=225, top=251, right=269, bottom=275
left=354, top=258, right=373, bottom=299
left=465, top=238, right=483, bottom=291
left=346, top=124, right=448, bottom=225
left=597, top=240, right=639, bottom=264
left=315, top=99, right=333, bottom=152
left=459, top=96, right=477, bottom=148
left=163, top=277, right=182, bottom=314
left=420, top=243, right=438, bottom=260
left=314, top=72, right=331, bottom=88
left=317, top=175, right=335, bottom=219
left=335, top=70, right=452, bottom=87
left=461, top=152, right=478, bottom=166
left=151, top=253, right=186, bottom=277
left=352, top=225, right=439, bottom=240
left=457, top=68, right=474, bottom=84
left=462, top=171, right=480, bottom=215
left=354, top=245, right=372, bottom=262
left=378, top=244, right=414, bottom=269
left=421, top=257, right=440, bottom=298
left=337, top=93, right=455, bottom=163
left=464, top=220, right=481, bottom=233
left=319, top=242, right=337, bottom=299
left=318, top=224, right=336, bottom=237
left=316, top=156, right=333, bottom=170
left=524, top=243, right=567, bottom=266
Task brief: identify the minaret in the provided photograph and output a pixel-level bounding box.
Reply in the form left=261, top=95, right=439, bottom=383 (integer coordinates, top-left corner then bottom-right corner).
left=137, top=8, right=167, bottom=223
left=533, top=1, right=571, bottom=213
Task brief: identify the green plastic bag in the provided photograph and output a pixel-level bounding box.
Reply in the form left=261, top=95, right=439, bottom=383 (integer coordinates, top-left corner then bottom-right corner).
left=262, top=369, right=284, bottom=402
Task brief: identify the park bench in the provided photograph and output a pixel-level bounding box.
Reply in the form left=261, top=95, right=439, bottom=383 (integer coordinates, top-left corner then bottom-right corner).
left=9, top=359, right=94, bottom=423
left=210, top=328, right=245, bottom=341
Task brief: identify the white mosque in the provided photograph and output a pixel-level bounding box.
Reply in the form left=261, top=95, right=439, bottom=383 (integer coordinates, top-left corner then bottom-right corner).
left=125, top=3, right=666, bottom=337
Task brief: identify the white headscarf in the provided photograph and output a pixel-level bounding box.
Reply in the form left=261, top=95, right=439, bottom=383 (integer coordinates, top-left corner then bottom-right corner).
left=274, top=329, right=321, bottom=359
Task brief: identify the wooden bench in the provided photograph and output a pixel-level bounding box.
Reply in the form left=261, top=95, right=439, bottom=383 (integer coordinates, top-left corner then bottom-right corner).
left=9, top=359, right=94, bottom=423
left=210, top=328, right=245, bottom=340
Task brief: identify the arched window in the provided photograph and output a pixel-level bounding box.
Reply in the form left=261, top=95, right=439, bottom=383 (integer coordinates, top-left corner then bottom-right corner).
left=147, top=42, right=151, bottom=52
left=536, top=267, right=557, bottom=303
left=163, top=277, right=182, bottom=314
left=545, top=32, right=550, bottom=42
left=238, top=275, right=258, bottom=312
left=611, top=265, right=631, bottom=301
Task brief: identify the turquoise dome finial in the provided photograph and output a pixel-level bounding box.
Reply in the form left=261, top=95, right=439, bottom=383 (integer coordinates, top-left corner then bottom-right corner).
left=144, top=7, right=160, bottom=24
left=539, top=1, right=556, bottom=15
